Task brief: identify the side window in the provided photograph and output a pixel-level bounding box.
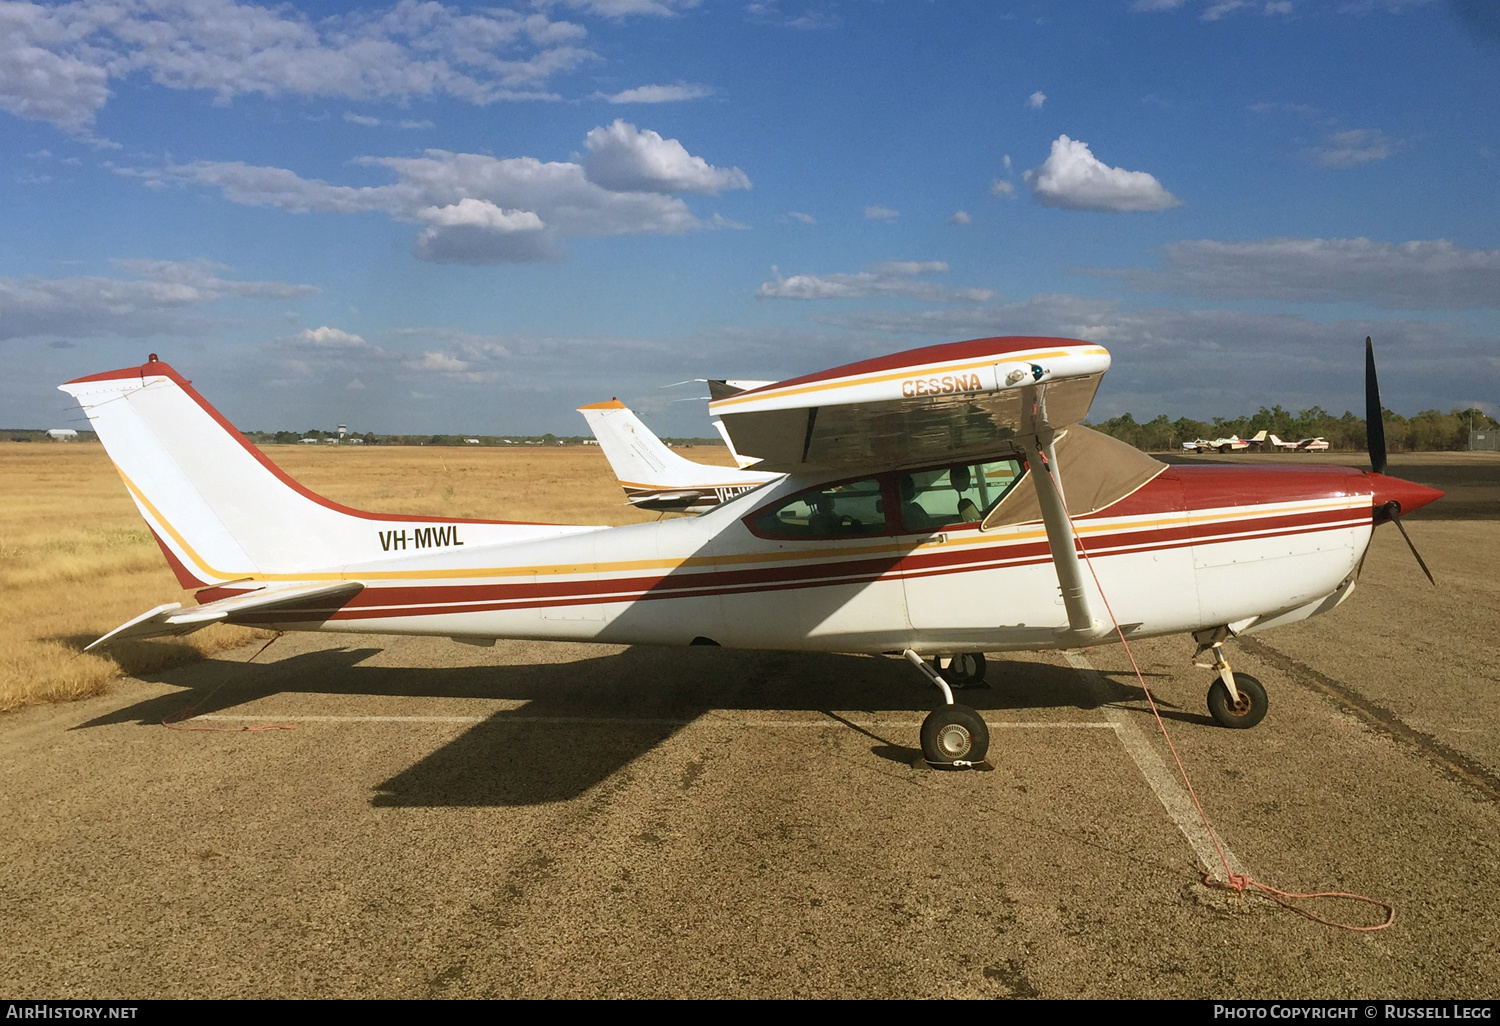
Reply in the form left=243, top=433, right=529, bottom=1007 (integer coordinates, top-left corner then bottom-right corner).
left=750, top=478, right=888, bottom=540
left=897, top=459, right=1024, bottom=531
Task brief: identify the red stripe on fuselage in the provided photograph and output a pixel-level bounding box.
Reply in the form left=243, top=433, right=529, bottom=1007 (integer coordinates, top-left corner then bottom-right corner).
left=304, top=503, right=1368, bottom=621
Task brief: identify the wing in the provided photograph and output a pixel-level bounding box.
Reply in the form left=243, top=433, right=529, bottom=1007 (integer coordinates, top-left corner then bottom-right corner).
left=709, top=337, right=1110, bottom=472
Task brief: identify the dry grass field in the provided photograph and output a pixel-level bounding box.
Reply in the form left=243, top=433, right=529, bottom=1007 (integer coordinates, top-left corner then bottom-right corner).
left=0, top=441, right=735, bottom=712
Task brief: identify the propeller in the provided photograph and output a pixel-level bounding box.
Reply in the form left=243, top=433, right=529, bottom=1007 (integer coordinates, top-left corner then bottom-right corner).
left=1365, top=336, right=1387, bottom=475
left=1365, top=336, right=1436, bottom=586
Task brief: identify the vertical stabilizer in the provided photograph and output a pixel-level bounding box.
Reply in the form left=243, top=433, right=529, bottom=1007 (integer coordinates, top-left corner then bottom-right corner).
left=61, top=357, right=573, bottom=584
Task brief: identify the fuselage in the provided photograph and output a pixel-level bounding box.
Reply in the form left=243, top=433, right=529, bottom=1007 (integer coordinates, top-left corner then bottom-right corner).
left=220, top=459, right=1406, bottom=656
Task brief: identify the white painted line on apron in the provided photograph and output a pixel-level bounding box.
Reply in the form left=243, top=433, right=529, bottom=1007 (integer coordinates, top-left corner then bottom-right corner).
left=1063, top=649, right=1248, bottom=883
left=192, top=713, right=1118, bottom=729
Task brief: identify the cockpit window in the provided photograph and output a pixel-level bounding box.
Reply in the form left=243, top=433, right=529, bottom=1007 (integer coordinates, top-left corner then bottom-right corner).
left=750, top=478, right=887, bottom=539
left=897, top=459, right=1024, bottom=532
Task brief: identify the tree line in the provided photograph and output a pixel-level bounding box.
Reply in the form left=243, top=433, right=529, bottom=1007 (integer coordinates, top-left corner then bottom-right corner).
left=1087, top=406, right=1499, bottom=453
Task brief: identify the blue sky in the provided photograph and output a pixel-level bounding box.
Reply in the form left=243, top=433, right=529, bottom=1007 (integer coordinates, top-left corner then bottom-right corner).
left=3, top=0, right=1498, bottom=436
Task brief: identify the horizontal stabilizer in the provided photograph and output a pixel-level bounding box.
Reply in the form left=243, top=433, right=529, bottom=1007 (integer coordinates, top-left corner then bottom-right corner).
left=86, top=581, right=365, bottom=651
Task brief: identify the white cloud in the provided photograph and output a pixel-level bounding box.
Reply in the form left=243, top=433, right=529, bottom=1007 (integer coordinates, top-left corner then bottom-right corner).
left=756, top=261, right=993, bottom=302
left=948, top=210, right=971, bottom=225
left=0, top=0, right=595, bottom=134
left=864, top=206, right=899, bottom=220
left=0, top=260, right=317, bottom=340
left=744, top=2, right=840, bottom=29
left=786, top=211, right=817, bottom=225
left=1312, top=128, right=1397, bottom=167
left=1023, top=135, right=1180, bottom=212
left=538, top=0, right=702, bottom=16
left=1088, top=237, right=1500, bottom=309
left=410, top=350, right=469, bottom=371
left=1003, top=154, right=1012, bottom=170
left=297, top=326, right=367, bottom=348
left=990, top=179, right=1015, bottom=197
left=1028, top=90, right=1046, bottom=109
left=601, top=83, right=715, bottom=103
left=1202, top=1, right=1249, bottom=19
left=416, top=198, right=546, bottom=232
left=344, top=113, right=434, bottom=129
left=581, top=119, right=750, bottom=194
left=141, top=121, right=741, bottom=263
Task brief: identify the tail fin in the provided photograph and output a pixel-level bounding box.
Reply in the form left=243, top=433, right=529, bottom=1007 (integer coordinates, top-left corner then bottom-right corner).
left=61, top=357, right=563, bottom=585
left=578, top=400, right=741, bottom=490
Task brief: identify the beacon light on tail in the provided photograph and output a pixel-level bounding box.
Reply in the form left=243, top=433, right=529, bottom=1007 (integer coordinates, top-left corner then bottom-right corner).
left=63, top=336, right=1439, bottom=766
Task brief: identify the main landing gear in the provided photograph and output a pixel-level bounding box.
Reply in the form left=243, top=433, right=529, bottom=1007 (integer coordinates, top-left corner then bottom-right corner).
left=1194, top=631, right=1270, bottom=729
left=904, top=650, right=991, bottom=767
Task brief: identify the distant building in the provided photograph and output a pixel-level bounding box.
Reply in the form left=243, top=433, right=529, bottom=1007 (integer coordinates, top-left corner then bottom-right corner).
left=1472, top=427, right=1500, bottom=452
left=464, top=438, right=480, bottom=445
left=46, top=429, right=78, bottom=441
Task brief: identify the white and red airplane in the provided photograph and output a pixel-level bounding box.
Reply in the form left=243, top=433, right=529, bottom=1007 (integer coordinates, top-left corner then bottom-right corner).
left=62, top=336, right=1439, bottom=766
left=1183, top=435, right=1251, bottom=453
left=577, top=399, right=781, bottom=515
left=1247, top=431, right=1331, bottom=453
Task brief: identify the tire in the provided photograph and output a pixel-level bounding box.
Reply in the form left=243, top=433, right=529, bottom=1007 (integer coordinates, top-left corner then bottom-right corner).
left=940, top=652, right=987, bottom=687
left=1219, top=444, right=1233, bottom=454
left=1207, top=673, right=1269, bottom=729
left=920, top=704, right=991, bottom=765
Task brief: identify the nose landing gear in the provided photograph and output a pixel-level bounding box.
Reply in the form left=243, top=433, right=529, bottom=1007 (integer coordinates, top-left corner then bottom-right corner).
left=1194, top=633, right=1270, bottom=729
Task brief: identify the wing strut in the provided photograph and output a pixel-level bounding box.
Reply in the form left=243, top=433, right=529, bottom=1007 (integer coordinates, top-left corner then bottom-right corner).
left=1021, top=427, right=1104, bottom=643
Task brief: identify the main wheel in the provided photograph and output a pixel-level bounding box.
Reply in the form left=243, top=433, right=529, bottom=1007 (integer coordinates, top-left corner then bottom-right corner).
left=920, top=704, right=990, bottom=765
left=1207, top=673, right=1269, bottom=729
left=939, top=652, right=987, bottom=687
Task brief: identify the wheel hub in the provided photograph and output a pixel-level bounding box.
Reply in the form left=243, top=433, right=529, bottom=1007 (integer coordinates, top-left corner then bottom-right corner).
left=936, top=724, right=972, bottom=758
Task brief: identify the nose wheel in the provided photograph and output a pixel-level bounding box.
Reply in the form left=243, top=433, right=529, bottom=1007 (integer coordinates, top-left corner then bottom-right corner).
left=1194, top=635, right=1269, bottom=729
left=1208, top=672, right=1268, bottom=729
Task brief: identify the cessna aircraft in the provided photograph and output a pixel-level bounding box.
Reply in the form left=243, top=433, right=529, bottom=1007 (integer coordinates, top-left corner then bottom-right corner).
left=62, top=336, right=1440, bottom=767
left=1245, top=431, right=1331, bottom=453
left=1183, top=435, right=1251, bottom=453
left=577, top=399, right=781, bottom=515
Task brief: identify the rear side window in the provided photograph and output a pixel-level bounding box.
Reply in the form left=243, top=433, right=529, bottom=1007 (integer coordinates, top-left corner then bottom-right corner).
left=750, top=478, right=887, bottom=539
left=897, top=459, right=1024, bottom=532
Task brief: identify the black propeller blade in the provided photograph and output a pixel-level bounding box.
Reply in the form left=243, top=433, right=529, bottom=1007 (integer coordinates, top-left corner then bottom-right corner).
left=1366, top=336, right=1435, bottom=586
left=1365, top=336, right=1387, bottom=475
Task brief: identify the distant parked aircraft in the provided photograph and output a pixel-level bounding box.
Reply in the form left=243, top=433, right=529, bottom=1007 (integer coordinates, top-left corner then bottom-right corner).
left=1183, top=435, right=1250, bottom=453
left=578, top=399, right=782, bottom=515
left=1247, top=431, right=1331, bottom=453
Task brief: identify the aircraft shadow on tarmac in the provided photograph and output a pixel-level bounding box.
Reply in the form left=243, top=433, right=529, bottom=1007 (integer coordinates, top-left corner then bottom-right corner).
left=74, top=643, right=1192, bottom=807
